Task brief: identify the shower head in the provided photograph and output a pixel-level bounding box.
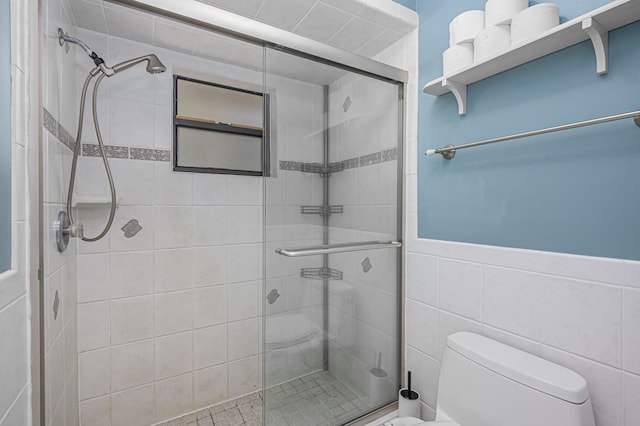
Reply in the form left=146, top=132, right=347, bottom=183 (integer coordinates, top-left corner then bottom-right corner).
left=111, top=54, right=167, bottom=75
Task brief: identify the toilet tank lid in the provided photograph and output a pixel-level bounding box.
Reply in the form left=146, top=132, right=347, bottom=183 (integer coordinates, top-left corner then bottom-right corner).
left=446, top=332, right=590, bottom=404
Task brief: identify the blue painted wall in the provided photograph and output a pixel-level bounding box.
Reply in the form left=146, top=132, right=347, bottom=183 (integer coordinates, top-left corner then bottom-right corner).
left=0, top=0, right=10, bottom=272
left=393, top=0, right=416, bottom=12
left=417, top=1, right=640, bottom=260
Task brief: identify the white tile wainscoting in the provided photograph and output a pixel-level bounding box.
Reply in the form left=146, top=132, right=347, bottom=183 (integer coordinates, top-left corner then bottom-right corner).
left=403, top=236, right=640, bottom=426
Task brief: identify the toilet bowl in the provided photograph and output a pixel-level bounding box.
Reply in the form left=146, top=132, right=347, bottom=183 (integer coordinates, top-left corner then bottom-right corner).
left=393, top=332, right=596, bottom=426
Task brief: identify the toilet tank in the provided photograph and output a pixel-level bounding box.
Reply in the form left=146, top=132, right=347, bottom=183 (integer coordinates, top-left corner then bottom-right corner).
left=436, top=333, right=596, bottom=426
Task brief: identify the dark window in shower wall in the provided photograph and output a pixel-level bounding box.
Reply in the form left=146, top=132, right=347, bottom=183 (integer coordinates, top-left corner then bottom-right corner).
left=0, top=0, right=11, bottom=273
left=173, top=75, right=270, bottom=176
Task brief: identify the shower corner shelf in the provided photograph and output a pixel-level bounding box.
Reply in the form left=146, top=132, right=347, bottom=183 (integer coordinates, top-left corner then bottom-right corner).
left=423, top=0, right=640, bottom=116
left=301, top=267, right=343, bottom=281
left=301, top=205, right=344, bottom=217
left=72, top=195, right=120, bottom=208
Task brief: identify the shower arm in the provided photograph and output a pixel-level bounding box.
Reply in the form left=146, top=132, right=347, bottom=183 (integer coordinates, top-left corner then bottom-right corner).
left=58, top=28, right=107, bottom=69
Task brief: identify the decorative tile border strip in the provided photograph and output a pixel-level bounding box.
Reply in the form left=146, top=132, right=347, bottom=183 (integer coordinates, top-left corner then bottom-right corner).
left=280, top=147, right=397, bottom=173
left=130, top=147, right=171, bottom=162
left=43, top=108, right=76, bottom=151
left=82, top=143, right=129, bottom=159
left=359, top=151, right=381, bottom=167
left=43, top=107, right=171, bottom=162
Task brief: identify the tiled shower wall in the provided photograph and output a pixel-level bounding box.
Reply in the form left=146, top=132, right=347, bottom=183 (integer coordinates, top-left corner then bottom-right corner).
left=72, top=29, right=264, bottom=425
left=71, top=27, right=332, bottom=424
left=42, top=0, right=80, bottom=424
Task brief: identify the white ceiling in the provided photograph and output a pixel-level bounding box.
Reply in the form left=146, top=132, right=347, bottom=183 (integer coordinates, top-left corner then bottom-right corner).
left=65, top=0, right=416, bottom=83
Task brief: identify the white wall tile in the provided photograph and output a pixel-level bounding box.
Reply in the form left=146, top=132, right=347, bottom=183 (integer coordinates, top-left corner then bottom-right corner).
left=79, top=348, right=111, bottom=401
left=80, top=395, right=111, bottom=426
left=109, top=159, right=155, bottom=206
left=194, top=365, right=228, bottom=408
left=78, top=301, right=110, bottom=352
left=109, top=98, right=155, bottom=148
left=111, top=340, right=155, bottom=392
left=109, top=206, right=154, bottom=252
left=154, top=207, right=193, bottom=249
left=228, top=355, right=260, bottom=399
left=227, top=175, right=262, bottom=206
left=481, top=325, right=540, bottom=356
left=153, top=163, right=193, bottom=205
left=193, top=174, right=228, bottom=206
left=154, top=290, right=194, bottom=336
left=111, top=384, right=155, bottom=426
left=228, top=318, right=260, bottom=360
left=78, top=254, right=110, bottom=303
left=192, top=206, right=227, bottom=246
left=227, top=281, right=260, bottom=322
left=227, top=206, right=260, bottom=244
left=483, top=266, right=540, bottom=339
left=155, top=332, right=193, bottom=380
left=405, top=300, right=439, bottom=359
left=194, top=325, right=227, bottom=370
left=623, top=261, right=640, bottom=289
left=405, top=346, right=440, bottom=408
left=405, top=253, right=437, bottom=307
left=0, top=298, right=29, bottom=415
left=110, top=251, right=153, bottom=298
left=193, top=286, right=227, bottom=328
left=110, top=296, right=154, bottom=345
left=228, top=244, right=260, bottom=283
left=154, top=248, right=193, bottom=293
left=155, top=373, right=193, bottom=422
left=540, top=276, right=621, bottom=367
left=623, top=288, right=640, bottom=374
left=192, top=246, right=227, bottom=287
left=624, top=373, right=640, bottom=426
left=437, top=311, right=482, bottom=361
left=537, top=252, right=623, bottom=285
left=438, top=259, right=482, bottom=321
left=540, top=346, right=622, bottom=426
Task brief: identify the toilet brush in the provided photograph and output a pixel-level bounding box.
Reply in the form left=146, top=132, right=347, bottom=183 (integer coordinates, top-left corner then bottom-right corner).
left=398, top=371, right=420, bottom=418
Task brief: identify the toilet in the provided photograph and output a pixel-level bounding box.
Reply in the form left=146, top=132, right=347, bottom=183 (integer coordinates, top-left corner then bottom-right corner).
left=391, top=332, right=596, bottom=426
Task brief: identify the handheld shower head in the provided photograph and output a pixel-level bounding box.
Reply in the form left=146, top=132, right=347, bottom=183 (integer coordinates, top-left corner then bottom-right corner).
left=111, top=54, right=167, bottom=75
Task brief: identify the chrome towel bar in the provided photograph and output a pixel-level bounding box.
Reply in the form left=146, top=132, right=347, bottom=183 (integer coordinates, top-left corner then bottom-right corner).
left=425, top=108, right=640, bottom=159
left=275, top=241, right=402, bottom=257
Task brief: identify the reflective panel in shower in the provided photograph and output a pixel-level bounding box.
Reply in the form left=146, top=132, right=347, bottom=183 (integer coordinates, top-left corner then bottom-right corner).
left=263, top=47, right=403, bottom=425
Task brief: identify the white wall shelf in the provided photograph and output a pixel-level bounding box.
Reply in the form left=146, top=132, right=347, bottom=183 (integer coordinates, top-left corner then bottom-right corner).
left=423, top=0, right=640, bottom=115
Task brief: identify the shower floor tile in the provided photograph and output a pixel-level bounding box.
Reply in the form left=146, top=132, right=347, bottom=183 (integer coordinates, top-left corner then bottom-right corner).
left=265, top=371, right=372, bottom=426
left=156, top=371, right=370, bottom=426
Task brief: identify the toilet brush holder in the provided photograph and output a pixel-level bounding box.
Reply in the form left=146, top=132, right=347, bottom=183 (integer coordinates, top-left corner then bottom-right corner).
left=398, top=388, right=420, bottom=418
left=398, top=370, right=420, bottom=418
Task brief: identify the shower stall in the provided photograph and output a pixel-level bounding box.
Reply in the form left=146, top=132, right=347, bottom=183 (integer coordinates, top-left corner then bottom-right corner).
left=40, top=1, right=406, bottom=425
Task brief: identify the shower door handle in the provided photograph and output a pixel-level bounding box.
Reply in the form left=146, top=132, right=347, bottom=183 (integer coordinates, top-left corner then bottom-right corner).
left=275, top=241, right=402, bottom=257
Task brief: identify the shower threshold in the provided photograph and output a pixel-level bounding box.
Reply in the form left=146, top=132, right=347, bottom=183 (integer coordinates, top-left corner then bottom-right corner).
left=156, top=371, right=372, bottom=426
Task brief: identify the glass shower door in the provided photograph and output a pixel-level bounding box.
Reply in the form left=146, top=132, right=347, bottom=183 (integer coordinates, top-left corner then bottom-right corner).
left=263, top=47, right=403, bottom=426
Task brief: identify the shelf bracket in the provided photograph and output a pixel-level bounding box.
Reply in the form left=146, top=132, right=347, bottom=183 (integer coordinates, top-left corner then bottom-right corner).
left=582, top=17, right=609, bottom=75
left=443, top=78, right=467, bottom=116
